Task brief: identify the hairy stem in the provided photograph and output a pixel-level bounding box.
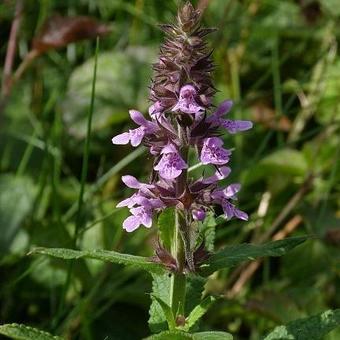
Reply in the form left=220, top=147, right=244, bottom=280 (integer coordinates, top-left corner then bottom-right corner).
left=169, top=125, right=193, bottom=319
left=169, top=211, right=186, bottom=317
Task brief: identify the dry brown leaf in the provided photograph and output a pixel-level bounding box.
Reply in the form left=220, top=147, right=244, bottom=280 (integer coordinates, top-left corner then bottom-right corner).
left=32, top=15, right=110, bottom=53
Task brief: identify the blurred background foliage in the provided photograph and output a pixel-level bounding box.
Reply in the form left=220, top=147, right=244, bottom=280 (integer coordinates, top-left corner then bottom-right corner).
left=0, top=0, right=339, bottom=339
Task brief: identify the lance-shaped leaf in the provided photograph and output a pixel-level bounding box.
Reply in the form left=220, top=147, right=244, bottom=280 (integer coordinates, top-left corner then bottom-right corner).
left=200, top=236, right=307, bottom=276
left=145, top=330, right=233, bottom=339
left=149, top=274, right=172, bottom=333
left=263, top=309, right=340, bottom=340
left=30, top=248, right=165, bottom=275
left=0, top=323, right=63, bottom=340
left=151, top=295, right=176, bottom=331
left=183, top=296, right=216, bottom=331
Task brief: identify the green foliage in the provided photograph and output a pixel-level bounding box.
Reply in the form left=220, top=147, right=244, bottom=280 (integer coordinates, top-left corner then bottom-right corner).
left=243, top=149, right=308, bottom=186
left=151, top=295, right=176, bottom=331
left=0, top=324, right=62, bottom=340
left=146, top=330, right=233, bottom=340
left=30, top=247, right=165, bottom=274
left=183, top=296, right=216, bottom=332
left=263, top=309, right=340, bottom=340
left=63, top=48, right=156, bottom=139
left=200, top=237, right=307, bottom=276
left=158, top=208, right=175, bottom=251
left=0, top=174, right=36, bottom=254
left=149, top=274, right=172, bottom=333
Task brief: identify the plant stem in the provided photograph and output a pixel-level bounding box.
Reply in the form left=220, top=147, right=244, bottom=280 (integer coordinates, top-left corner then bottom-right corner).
left=169, top=126, right=190, bottom=318
left=169, top=211, right=186, bottom=317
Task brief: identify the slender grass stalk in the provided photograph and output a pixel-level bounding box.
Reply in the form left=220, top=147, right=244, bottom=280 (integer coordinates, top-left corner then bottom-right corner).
left=74, top=37, right=100, bottom=246
left=55, top=37, right=100, bottom=329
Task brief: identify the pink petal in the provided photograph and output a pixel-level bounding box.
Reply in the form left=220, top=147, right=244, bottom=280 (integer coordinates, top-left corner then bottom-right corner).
left=112, top=132, right=130, bottom=145
left=116, top=196, right=135, bottom=208
left=224, top=183, right=241, bottom=198
left=129, top=110, right=148, bottom=126
left=161, top=143, right=177, bottom=154
left=215, top=100, right=233, bottom=117
left=234, top=209, right=248, bottom=221
left=123, top=216, right=140, bottom=232
left=129, top=128, right=144, bottom=147
left=159, top=166, right=182, bottom=180
left=122, top=175, right=141, bottom=189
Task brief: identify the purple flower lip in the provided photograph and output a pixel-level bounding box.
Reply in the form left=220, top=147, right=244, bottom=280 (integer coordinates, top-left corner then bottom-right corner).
left=200, top=137, right=231, bottom=165
left=207, top=100, right=253, bottom=134
left=123, top=206, right=153, bottom=232
left=172, top=85, right=204, bottom=114
left=112, top=110, right=157, bottom=147
left=154, top=143, right=188, bottom=180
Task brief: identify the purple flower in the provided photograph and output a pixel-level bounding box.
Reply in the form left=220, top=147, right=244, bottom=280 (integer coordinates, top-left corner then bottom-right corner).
left=123, top=206, right=153, bottom=232
left=154, top=143, right=188, bottom=179
left=149, top=101, right=164, bottom=119
left=212, top=183, right=241, bottom=201
left=200, top=137, right=231, bottom=165
left=221, top=120, right=253, bottom=134
left=112, top=110, right=157, bottom=147
left=201, top=166, right=231, bottom=184
left=211, top=183, right=247, bottom=221
left=122, top=175, right=154, bottom=191
left=220, top=200, right=248, bottom=221
left=207, top=100, right=253, bottom=134
left=192, top=209, right=206, bottom=221
left=172, top=85, right=204, bottom=114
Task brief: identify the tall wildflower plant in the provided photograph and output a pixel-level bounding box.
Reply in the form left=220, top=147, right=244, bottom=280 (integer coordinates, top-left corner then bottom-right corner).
left=18, top=3, right=318, bottom=339
left=109, top=2, right=305, bottom=337
left=112, top=2, right=251, bottom=261
left=112, top=1, right=253, bottom=333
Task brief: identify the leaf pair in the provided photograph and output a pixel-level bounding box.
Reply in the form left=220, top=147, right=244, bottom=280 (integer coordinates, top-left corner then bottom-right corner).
left=30, top=236, right=307, bottom=276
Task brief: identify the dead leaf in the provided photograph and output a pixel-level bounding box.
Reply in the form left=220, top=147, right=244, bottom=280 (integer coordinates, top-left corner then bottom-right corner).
left=32, top=15, right=110, bottom=53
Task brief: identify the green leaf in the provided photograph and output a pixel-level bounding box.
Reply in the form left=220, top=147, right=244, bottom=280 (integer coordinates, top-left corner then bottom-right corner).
left=185, top=275, right=207, bottom=316
left=0, top=323, right=63, bottom=340
left=198, top=212, right=216, bottom=252
left=145, top=330, right=233, bottom=340
left=263, top=309, right=340, bottom=340
left=158, top=208, right=175, bottom=251
left=151, top=295, right=176, bottom=331
left=184, top=296, right=216, bottom=331
left=193, top=331, right=233, bottom=340
left=145, top=330, right=192, bottom=340
left=200, top=237, right=307, bottom=276
left=30, top=247, right=165, bottom=274
left=0, top=174, right=36, bottom=254
left=149, top=274, right=172, bottom=333
left=63, top=47, right=156, bottom=139
left=149, top=274, right=208, bottom=333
